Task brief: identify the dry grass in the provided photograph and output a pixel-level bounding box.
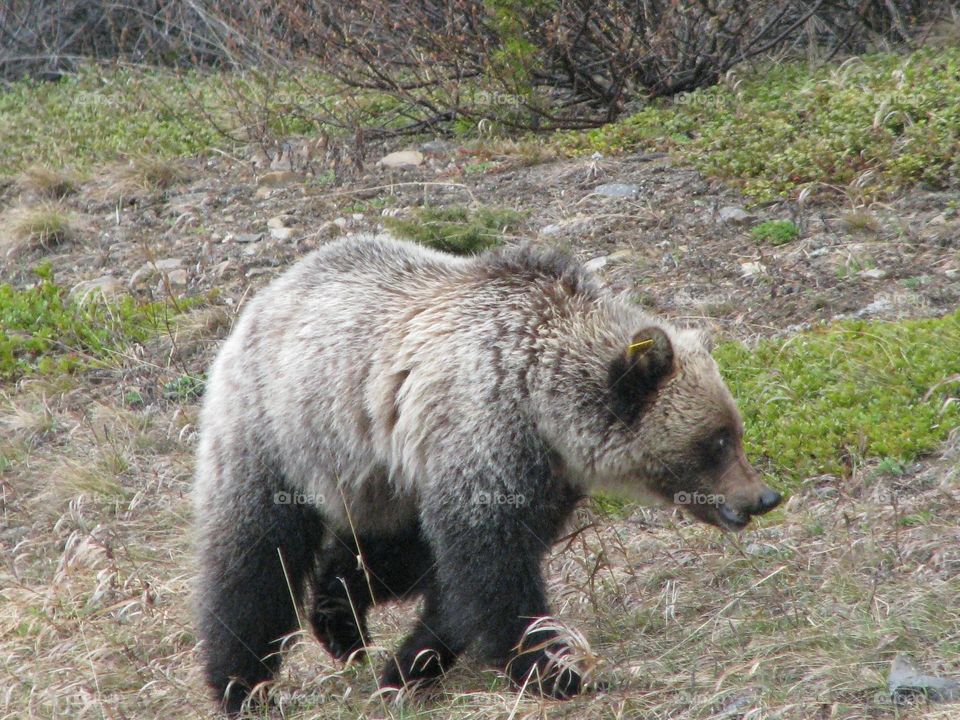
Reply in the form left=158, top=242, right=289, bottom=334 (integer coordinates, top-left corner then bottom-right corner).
left=841, top=210, right=881, bottom=234
left=110, top=157, right=191, bottom=194
left=1, top=202, right=78, bottom=255
left=1, top=364, right=957, bottom=720
left=14, top=165, right=79, bottom=200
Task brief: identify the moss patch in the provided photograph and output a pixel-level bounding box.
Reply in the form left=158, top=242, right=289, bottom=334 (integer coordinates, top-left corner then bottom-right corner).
left=716, top=310, right=960, bottom=486
left=384, top=205, right=525, bottom=255
left=751, top=219, right=800, bottom=245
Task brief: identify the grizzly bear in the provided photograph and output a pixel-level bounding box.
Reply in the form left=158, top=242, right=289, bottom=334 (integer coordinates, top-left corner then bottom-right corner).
left=193, top=235, right=781, bottom=713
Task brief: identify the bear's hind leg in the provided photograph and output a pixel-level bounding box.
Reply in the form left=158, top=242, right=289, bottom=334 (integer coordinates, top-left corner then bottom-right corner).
left=310, top=537, right=370, bottom=663
left=195, top=466, right=324, bottom=714
left=311, top=522, right=436, bottom=663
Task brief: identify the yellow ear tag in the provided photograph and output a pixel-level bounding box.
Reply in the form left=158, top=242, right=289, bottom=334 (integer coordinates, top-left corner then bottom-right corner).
left=627, top=338, right=654, bottom=356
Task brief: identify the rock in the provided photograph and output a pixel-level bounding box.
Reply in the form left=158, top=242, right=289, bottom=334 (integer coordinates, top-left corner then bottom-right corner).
left=420, top=139, right=455, bottom=154
left=855, top=296, right=893, bottom=318
left=0, top=526, right=29, bottom=544
left=130, top=257, right=184, bottom=288
left=811, top=484, right=838, bottom=499
left=270, top=227, right=295, bottom=241
left=154, top=258, right=184, bottom=272
left=740, top=261, right=765, bottom=277
left=929, top=213, right=949, bottom=226
left=889, top=654, right=960, bottom=704
left=166, top=268, right=188, bottom=286
left=744, top=542, right=778, bottom=557
left=593, top=183, right=640, bottom=199
left=333, top=217, right=350, bottom=230
left=860, top=268, right=887, bottom=280
left=717, top=691, right=756, bottom=718
left=254, top=186, right=274, bottom=200
left=166, top=192, right=212, bottom=215
left=539, top=215, right=590, bottom=236
left=584, top=256, right=609, bottom=273
left=230, top=232, right=262, bottom=244
left=267, top=216, right=289, bottom=229
left=70, top=276, right=125, bottom=304
left=257, top=170, right=301, bottom=187
left=945, top=268, right=958, bottom=280
left=213, top=260, right=236, bottom=279
left=379, top=150, right=424, bottom=168
left=719, top=206, right=755, bottom=225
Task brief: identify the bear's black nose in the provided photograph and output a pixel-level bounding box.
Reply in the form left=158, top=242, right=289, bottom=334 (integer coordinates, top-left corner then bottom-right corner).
left=757, top=488, right=782, bottom=513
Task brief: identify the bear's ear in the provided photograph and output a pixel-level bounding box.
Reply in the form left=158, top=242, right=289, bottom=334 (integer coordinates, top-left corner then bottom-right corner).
left=607, top=327, right=675, bottom=423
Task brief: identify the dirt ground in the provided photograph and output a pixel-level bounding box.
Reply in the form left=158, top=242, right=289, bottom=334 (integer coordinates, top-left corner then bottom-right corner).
left=1, top=141, right=958, bottom=719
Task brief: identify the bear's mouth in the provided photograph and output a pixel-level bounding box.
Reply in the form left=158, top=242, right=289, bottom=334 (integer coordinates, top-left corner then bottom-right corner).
left=715, top=503, right=751, bottom=531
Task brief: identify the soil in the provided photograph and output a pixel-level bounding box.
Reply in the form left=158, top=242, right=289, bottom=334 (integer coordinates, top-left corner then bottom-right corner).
left=4, top=139, right=958, bottom=349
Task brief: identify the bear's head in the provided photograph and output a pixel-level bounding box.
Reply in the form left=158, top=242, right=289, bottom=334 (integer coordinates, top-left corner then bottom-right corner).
left=538, top=323, right=781, bottom=531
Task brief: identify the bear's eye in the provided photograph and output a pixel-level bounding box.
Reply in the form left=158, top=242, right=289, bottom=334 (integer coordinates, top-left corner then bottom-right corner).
left=694, top=429, right=736, bottom=470
left=707, top=431, right=733, bottom=463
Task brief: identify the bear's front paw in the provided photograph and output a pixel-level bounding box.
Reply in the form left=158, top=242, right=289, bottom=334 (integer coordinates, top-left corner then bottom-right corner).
left=507, top=645, right=585, bottom=700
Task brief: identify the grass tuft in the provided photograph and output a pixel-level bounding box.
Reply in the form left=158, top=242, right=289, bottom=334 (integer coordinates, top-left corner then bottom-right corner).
left=14, top=165, right=79, bottom=199
left=2, top=203, right=77, bottom=254
left=108, top=157, right=191, bottom=194
left=841, top=210, right=881, bottom=233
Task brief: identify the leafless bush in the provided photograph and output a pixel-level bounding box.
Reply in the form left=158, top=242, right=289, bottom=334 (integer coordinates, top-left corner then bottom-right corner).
left=0, top=0, right=948, bottom=132
left=303, top=0, right=943, bottom=130
left=0, top=0, right=274, bottom=82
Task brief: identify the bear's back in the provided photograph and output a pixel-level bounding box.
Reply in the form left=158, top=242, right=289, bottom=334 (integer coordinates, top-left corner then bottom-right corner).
left=200, top=235, right=603, bottom=532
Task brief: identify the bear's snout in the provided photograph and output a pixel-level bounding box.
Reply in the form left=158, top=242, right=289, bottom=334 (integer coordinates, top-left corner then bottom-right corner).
left=756, top=487, right=782, bottom=513
left=717, top=485, right=782, bottom=530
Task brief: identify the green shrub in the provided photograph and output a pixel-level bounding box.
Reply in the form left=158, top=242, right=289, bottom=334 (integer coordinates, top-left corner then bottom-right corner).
left=0, top=264, right=183, bottom=379
left=162, top=373, right=206, bottom=402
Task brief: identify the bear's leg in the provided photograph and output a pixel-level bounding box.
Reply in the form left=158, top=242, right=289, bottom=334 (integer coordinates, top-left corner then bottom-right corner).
left=311, top=522, right=436, bottom=663
left=195, top=471, right=324, bottom=714
left=379, top=587, right=466, bottom=690
left=419, top=488, right=583, bottom=699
